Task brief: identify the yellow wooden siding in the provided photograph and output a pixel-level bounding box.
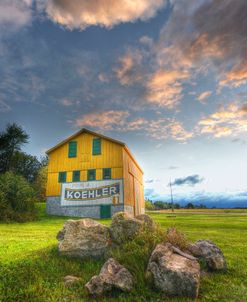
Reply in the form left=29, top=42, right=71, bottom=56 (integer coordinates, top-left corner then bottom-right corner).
left=46, top=132, right=123, bottom=196
left=122, top=149, right=144, bottom=214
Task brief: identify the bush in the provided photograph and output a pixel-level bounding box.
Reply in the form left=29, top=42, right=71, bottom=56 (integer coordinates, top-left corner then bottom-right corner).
left=0, top=172, right=36, bottom=222
left=145, top=200, right=154, bottom=210
left=165, top=227, right=189, bottom=250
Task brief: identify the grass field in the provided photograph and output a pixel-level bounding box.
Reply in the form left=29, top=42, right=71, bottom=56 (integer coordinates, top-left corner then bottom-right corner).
left=0, top=204, right=246, bottom=302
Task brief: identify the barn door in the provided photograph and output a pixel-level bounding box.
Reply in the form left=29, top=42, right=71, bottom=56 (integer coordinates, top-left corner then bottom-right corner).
left=100, top=205, right=111, bottom=219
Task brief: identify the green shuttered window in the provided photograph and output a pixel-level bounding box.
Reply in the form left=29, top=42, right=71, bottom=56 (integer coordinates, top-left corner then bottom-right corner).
left=72, top=170, right=80, bottom=182
left=68, top=141, right=77, bottom=158
left=92, top=138, right=101, bottom=155
left=87, top=169, right=96, bottom=181
left=103, top=168, right=111, bottom=180
left=58, top=172, right=66, bottom=183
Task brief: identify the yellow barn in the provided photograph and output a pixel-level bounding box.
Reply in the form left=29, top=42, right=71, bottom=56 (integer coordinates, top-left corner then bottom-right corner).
left=46, top=128, right=144, bottom=218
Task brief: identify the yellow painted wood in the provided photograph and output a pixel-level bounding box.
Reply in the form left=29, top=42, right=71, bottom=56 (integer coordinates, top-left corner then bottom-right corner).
left=46, top=130, right=144, bottom=215
left=46, top=132, right=124, bottom=196
left=122, top=148, right=144, bottom=215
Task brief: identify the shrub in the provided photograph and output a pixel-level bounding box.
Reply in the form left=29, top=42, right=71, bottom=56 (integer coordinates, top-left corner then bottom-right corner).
left=145, top=200, right=154, bottom=210
left=0, top=172, right=36, bottom=222
left=165, top=227, right=189, bottom=250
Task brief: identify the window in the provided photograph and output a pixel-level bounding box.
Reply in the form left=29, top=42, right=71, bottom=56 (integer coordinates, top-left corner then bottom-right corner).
left=58, top=172, right=66, bottom=183
left=103, top=168, right=111, bottom=180
left=92, top=138, right=101, bottom=155
left=87, top=169, right=96, bottom=181
left=72, top=170, right=80, bottom=182
left=68, top=141, right=77, bottom=158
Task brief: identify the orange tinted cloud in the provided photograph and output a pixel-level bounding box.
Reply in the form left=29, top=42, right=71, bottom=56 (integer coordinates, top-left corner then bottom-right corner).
left=46, top=0, right=167, bottom=30
left=198, top=103, right=247, bottom=137
left=219, top=65, right=247, bottom=88
left=73, top=110, right=192, bottom=141
left=75, top=110, right=129, bottom=130
left=197, top=90, right=212, bottom=102
left=146, top=69, right=189, bottom=108
left=115, top=50, right=143, bottom=86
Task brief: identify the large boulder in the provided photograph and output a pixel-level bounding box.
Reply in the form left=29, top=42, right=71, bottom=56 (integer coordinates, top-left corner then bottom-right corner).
left=85, top=258, right=134, bottom=296
left=147, top=243, right=200, bottom=299
left=188, top=240, right=227, bottom=271
left=57, top=219, right=111, bottom=258
left=109, top=212, right=143, bottom=244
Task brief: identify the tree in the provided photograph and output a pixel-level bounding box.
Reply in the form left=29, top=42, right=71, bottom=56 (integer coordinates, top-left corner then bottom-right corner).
left=11, top=151, right=42, bottom=182
left=33, top=165, right=48, bottom=201
left=145, top=200, right=154, bottom=210
left=0, top=172, right=36, bottom=222
left=185, top=202, right=195, bottom=209
left=0, top=123, right=29, bottom=173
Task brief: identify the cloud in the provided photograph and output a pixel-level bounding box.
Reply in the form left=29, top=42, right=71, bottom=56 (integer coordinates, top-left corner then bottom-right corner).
left=114, top=50, right=143, bottom=86
left=155, top=0, right=247, bottom=89
left=46, top=0, right=167, bottom=30
left=197, top=90, right=212, bottom=103
left=73, top=110, right=193, bottom=142
left=0, top=100, right=11, bottom=112
left=146, top=69, right=190, bottom=108
left=168, top=166, right=179, bottom=170
left=171, top=174, right=204, bottom=187
left=147, top=118, right=193, bottom=141
left=145, top=189, right=247, bottom=208
left=75, top=110, right=129, bottom=130
left=59, top=99, right=79, bottom=106
left=0, top=0, right=33, bottom=31
left=198, top=103, right=247, bottom=138
left=145, top=179, right=160, bottom=184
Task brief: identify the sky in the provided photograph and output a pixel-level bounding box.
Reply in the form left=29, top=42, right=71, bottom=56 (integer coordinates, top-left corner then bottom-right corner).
left=1, top=0, right=247, bottom=207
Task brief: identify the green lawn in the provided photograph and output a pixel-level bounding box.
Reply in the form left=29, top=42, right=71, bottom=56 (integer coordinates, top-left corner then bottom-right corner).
left=0, top=204, right=246, bottom=302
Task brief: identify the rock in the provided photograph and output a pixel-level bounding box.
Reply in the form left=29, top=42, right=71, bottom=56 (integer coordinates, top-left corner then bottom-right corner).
left=63, top=275, right=81, bottom=286
left=57, top=219, right=111, bottom=258
left=135, top=214, right=156, bottom=230
left=85, top=258, right=134, bottom=296
left=188, top=240, right=227, bottom=271
left=110, top=212, right=143, bottom=244
left=147, top=243, right=200, bottom=299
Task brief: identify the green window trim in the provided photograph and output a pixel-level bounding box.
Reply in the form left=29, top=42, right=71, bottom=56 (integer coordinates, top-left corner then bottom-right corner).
left=58, top=171, right=67, bottom=183
left=68, top=141, right=77, bottom=158
left=72, top=170, right=80, bottom=182
left=92, top=138, right=101, bottom=155
left=87, top=169, right=96, bottom=181
left=103, top=168, right=111, bottom=180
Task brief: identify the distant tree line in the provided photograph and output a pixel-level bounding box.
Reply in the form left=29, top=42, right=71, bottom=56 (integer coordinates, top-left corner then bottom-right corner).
left=145, top=199, right=207, bottom=210
left=0, top=123, right=48, bottom=221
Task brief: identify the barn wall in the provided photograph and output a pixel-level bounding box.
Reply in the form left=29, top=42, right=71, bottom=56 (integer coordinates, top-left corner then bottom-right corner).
left=123, top=148, right=144, bottom=216
left=46, top=132, right=123, bottom=196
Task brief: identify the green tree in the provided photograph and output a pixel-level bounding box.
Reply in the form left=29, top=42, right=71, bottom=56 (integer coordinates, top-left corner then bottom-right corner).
left=33, top=165, right=48, bottom=201
left=11, top=151, right=41, bottom=182
left=0, top=172, right=36, bottom=222
left=0, top=123, right=29, bottom=173
left=185, top=202, right=195, bottom=209
left=145, top=200, right=154, bottom=210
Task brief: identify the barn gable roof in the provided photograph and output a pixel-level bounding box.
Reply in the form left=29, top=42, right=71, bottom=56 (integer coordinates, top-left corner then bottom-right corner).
left=46, top=128, right=143, bottom=173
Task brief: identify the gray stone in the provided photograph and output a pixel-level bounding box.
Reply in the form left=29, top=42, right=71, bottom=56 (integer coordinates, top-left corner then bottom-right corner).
left=147, top=243, right=200, bottom=299
left=63, top=275, right=81, bottom=286
left=46, top=196, right=124, bottom=218
left=57, top=219, right=111, bottom=258
left=188, top=240, right=227, bottom=271
left=135, top=214, right=156, bottom=230
left=85, top=258, right=134, bottom=296
left=109, top=212, right=143, bottom=244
